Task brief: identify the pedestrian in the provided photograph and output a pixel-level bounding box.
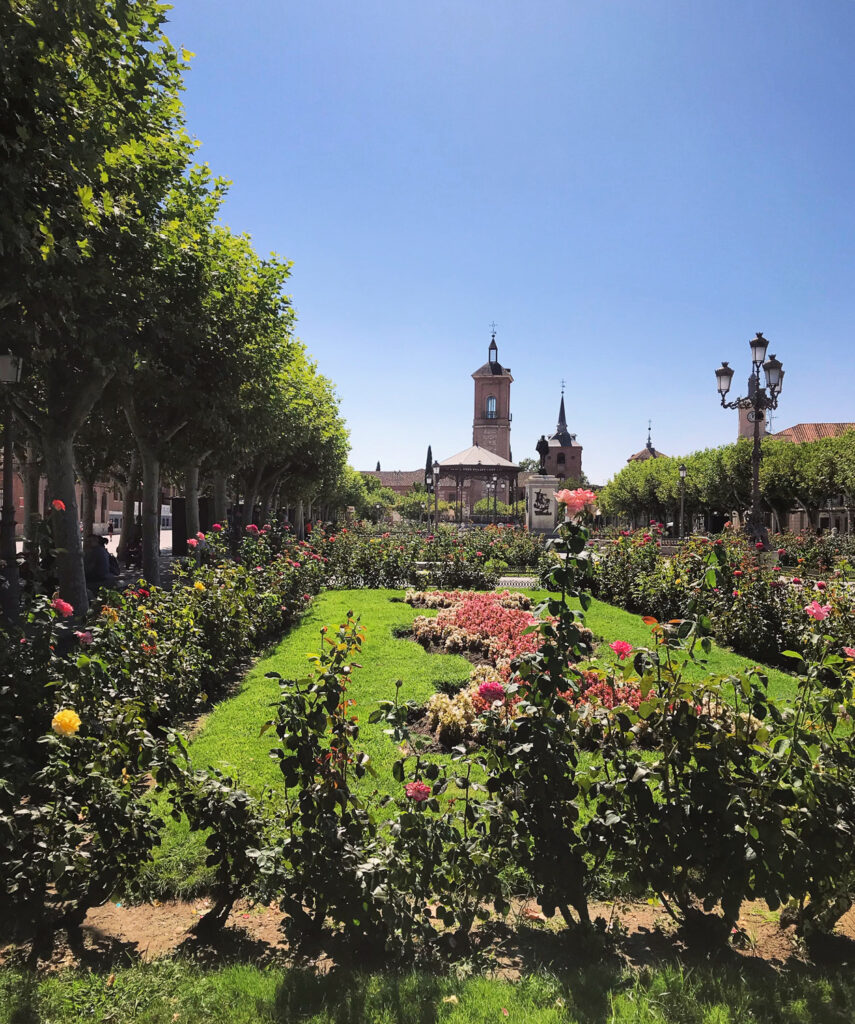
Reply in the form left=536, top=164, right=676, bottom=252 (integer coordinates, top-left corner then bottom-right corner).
left=107, top=520, right=115, bottom=539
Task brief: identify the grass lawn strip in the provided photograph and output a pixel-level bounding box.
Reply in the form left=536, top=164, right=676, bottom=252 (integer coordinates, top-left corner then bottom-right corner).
left=3, top=959, right=855, bottom=1023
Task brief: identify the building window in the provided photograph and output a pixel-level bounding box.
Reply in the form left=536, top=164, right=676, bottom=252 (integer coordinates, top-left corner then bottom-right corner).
left=486, top=396, right=497, bottom=419
left=557, top=452, right=565, bottom=465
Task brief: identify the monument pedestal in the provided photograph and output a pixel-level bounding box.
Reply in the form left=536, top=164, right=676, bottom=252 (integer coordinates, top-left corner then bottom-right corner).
left=525, top=475, right=560, bottom=534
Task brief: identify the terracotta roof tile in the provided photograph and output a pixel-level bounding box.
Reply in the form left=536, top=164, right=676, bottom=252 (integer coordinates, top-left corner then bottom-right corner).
left=627, top=447, right=668, bottom=462
left=769, top=423, right=855, bottom=444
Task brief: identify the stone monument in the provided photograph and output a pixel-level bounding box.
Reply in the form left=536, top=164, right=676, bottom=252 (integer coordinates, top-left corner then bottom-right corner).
left=525, top=435, right=560, bottom=534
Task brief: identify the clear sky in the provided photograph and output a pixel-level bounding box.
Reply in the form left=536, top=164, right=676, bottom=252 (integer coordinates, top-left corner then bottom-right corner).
left=164, top=0, right=855, bottom=484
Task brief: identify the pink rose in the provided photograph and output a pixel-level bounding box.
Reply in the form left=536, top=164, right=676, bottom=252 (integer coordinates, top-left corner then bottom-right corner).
left=405, top=781, right=431, bottom=802
left=554, top=488, right=597, bottom=516
left=52, top=598, right=74, bottom=618
left=212, top=523, right=223, bottom=532
left=196, top=531, right=205, bottom=541
left=246, top=524, right=259, bottom=535
left=816, top=581, right=826, bottom=590
left=187, top=538, right=198, bottom=548
left=609, top=640, right=633, bottom=660
left=804, top=601, right=832, bottom=621
left=843, top=647, right=855, bottom=659
left=74, top=630, right=93, bottom=645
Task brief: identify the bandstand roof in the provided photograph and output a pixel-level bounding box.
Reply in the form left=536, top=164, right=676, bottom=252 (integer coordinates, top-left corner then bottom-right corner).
left=438, top=445, right=518, bottom=471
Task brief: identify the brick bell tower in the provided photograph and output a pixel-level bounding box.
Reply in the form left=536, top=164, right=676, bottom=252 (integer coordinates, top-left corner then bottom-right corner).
left=472, top=329, right=513, bottom=461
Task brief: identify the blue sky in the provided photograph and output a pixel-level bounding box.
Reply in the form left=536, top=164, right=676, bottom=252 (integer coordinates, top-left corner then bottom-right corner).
left=165, top=0, right=855, bottom=484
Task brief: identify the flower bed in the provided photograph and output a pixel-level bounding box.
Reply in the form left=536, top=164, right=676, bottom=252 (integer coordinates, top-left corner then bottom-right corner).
left=592, top=530, right=855, bottom=665
left=408, top=590, right=546, bottom=675
left=408, top=589, right=638, bottom=746
left=311, top=523, right=548, bottom=589
left=0, top=522, right=326, bottom=933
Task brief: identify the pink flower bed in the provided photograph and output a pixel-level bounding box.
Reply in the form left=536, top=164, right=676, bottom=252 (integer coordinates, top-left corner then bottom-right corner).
left=446, top=592, right=541, bottom=660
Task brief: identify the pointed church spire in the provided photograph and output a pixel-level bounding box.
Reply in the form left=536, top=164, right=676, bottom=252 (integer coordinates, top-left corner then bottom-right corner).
left=557, top=380, right=567, bottom=433
left=646, top=419, right=653, bottom=452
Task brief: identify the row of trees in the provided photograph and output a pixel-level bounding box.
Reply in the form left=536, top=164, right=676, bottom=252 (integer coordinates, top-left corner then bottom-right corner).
left=598, top=433, right=855, bottom=530
left=1, top=1, right=348, bottom=611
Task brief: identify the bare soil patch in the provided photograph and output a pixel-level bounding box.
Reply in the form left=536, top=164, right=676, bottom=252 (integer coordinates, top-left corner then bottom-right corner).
left=4, top=898, right=855, bottom=974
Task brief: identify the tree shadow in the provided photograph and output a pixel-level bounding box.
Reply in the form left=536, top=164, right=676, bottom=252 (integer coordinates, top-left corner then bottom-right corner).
left=273, top=968, right=445, bottom=1024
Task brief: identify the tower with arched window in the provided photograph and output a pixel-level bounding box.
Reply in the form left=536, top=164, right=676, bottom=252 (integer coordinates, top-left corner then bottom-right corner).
left=471, top=330, right=512, bottom=462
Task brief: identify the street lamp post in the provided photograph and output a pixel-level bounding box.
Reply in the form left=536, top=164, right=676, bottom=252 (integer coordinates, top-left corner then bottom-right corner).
left=375, top=502, right=382, bottom=525
left=716, top=333, right=784, bottom=550
left=1, top=352, right=24, bottom=624
left=679, top=463, right=687, bottom=540
left=491, top=474, right=498, bottom=525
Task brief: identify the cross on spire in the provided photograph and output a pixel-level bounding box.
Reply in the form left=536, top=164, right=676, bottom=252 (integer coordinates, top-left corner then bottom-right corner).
left=489, top=321, right=497, bottom=340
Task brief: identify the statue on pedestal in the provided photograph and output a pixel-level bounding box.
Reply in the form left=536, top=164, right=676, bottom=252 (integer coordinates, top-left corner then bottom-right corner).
left=536, top=434, right=549, bottom=474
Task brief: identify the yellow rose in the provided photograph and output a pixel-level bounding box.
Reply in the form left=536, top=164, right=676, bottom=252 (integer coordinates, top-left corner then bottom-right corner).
left=52, top=709, right=81, bottom=737
left=194, top=581, right=206, bottom=592
left=102, top=606, right=119, bottom=624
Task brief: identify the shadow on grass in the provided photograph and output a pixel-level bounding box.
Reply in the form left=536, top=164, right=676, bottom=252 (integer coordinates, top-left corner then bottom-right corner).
left=273, top=969, right=446, bottom=1024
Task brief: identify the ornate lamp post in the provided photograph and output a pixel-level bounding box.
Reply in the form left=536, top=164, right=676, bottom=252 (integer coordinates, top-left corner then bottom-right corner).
left=716, top=333, right=784, bottom=549
left=491, top=473, right=498, bottom=524
left=1, top=352, right=24, bottom=623
left=374, top=502, right=382, bottom=525
left=678, top=463, right=687, bottom=540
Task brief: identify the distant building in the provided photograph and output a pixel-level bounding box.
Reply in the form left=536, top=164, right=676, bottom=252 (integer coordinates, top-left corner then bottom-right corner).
left=542, top=389, right=582, bottom=481
left=767, top=422, right=855, bottom=445
left=471, top=332, right=513, bottom=463
left=363, top=330, right=519, bottom=513
left=765, top=422, right=855, bottom=533
left=360, top=469, right=424, bottom=496
left=627, top=424, right=668, bottom=463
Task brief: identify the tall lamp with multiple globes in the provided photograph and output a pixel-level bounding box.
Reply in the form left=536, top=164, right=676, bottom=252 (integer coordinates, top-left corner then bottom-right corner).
left=1, top=351, right=23, bottom=623
left=678, top=463, right=687, bottom=540
left=432, top=460, right=440, bottom=528
left=715, top=332, right=784, bottom=550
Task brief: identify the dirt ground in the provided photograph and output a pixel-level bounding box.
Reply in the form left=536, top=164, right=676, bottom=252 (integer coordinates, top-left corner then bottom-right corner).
left=4, top=897, right=855, bottom=975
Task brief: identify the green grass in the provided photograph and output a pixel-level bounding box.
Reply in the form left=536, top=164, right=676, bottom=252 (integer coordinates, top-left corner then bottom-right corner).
left=3, top=960, right=855, bottom=1023
left=522, top=590, right=797, bottom=701
left=142, top=590, right=472, bottom=896
left=142, top=588, right=797, bottom=897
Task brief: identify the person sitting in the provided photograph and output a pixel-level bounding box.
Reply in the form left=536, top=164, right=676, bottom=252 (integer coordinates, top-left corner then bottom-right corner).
left=84, top=535, right=119, bottom=590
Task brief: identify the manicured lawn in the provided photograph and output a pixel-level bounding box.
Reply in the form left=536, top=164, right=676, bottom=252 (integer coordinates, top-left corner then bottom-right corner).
left=142, top=588, right=797, bottom=897
left=142, top=590, right=472, bottom=896
left=3, top=959, right=854, bottom=1023
left=523, top=590, right=798, bottom=701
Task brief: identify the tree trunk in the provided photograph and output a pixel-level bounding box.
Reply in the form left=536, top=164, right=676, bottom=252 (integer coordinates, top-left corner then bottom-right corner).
left=117, top=452, right=140, bottom=562
left=296, top=500, right=305, bottom=541
left=79, top=472, right=96, bottom=543
left=41, top=433, right=88, bottom=614
left=212, top=471, right=228, bottom=524
left=21, top=444, right=42, bottom=555
left=242, top=464, right=264, bottom=528
left=185, top=462, right=200, bottom=538
left=140, top=448, right=161, bottom=587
